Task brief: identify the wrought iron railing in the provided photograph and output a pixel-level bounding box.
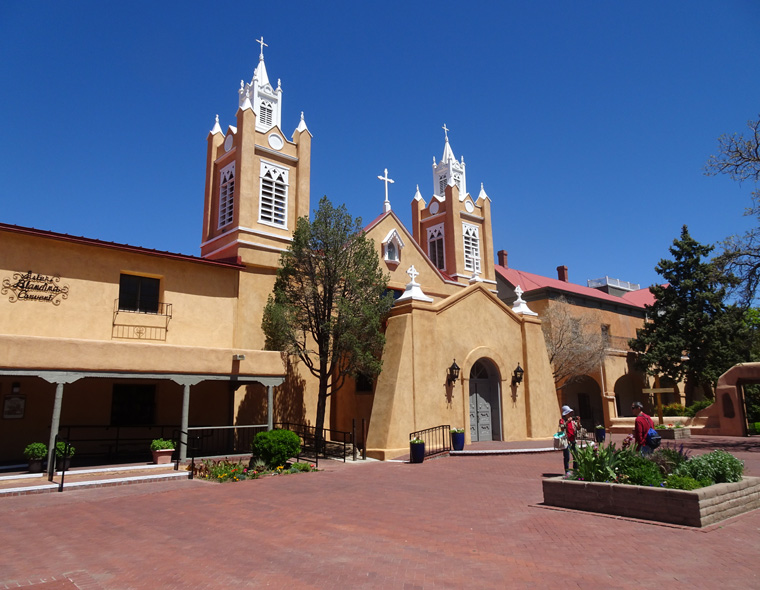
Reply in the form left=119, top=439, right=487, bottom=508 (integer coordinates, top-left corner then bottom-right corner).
left=275, top=422, right=354, bottom=468
left=172, top=429, right=201, bottom=479
left=58, top=424, right=179, bottom=462
left=410, top=424, right=451, bottom=458
left=187, top=424, right=269, bottom=457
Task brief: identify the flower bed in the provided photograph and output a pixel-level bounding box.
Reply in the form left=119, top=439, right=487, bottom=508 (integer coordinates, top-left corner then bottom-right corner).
left=542, top=476, right=760, bottom=527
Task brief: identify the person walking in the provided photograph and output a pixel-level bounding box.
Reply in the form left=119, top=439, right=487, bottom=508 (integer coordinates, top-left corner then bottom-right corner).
left=631, top=401, right=654, bottom=456
left=559, top=405, right=576, bottom=474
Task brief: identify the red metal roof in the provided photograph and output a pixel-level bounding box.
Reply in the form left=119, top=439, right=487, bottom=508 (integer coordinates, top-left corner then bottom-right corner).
left=495, top=265, right=655, bottom=309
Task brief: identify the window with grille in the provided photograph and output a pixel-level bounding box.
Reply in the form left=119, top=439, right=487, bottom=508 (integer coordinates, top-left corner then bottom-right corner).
left=427, top=224, right=445, bottom=270
left=259, top=101, right=273, bottom=127
left=218, top=162, right=235, bottom=228
left=259, top=161, right=288, bottom=227
left=453, top=173, right=462, bottom=192
left=118, top=274, right=160, bottom=314
left=463, top=223, right=481, bottom=273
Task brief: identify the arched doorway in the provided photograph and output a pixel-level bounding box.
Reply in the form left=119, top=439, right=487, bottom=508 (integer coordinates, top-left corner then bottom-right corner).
left=469, top=359, right=502, bottom=442
left=562, top=375, right=602, bottom=430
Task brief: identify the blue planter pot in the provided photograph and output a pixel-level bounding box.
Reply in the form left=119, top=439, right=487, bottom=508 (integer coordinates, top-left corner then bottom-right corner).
left=595, top=429, right=606, bottom=443
left=410, top=442, right=425, bottom=463
left=451, top=431, right=465, bottom=451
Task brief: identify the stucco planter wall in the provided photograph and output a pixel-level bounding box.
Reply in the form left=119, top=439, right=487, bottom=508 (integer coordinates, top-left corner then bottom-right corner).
left=542, top=476, right=760, bottom=527
left=657, top=428, right=691, bottom=440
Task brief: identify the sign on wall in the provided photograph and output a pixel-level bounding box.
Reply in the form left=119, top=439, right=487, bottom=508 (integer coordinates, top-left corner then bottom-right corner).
left=2, top=270, right=69, bottom=305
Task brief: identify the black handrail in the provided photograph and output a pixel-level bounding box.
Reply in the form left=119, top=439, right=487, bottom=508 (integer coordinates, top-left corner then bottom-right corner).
left=172, top=429, right=201, bottom=479
left=50, top=434, right=73, bottom=492
left=410, top=425, right=451, bottom=459
left=273, top=422, right=355, bottom=468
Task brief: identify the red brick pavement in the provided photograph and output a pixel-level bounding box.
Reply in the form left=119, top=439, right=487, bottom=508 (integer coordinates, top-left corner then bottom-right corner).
left=1, top=436, right=758, bottom=589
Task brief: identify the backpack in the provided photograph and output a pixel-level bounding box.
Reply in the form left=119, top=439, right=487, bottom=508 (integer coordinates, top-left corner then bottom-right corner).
left=645, top=416, right=661, bottom=449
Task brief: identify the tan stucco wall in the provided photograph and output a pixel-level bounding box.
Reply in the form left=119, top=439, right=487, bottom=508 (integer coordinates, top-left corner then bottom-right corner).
left=365, top=284, right=558, bottom=459
left=1, top=231, right=242, bottom=348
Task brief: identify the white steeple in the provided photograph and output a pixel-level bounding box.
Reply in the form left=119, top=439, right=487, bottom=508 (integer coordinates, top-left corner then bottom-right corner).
left=238, top=36, right=282, bottom=133
left=432, top=124, right=466, bottom=200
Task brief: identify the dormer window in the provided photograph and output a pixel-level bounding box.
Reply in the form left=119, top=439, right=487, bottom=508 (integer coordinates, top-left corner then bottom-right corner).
left=382, top=229, right=404, bottom=265
left=218, top=162, right=235, bottom=228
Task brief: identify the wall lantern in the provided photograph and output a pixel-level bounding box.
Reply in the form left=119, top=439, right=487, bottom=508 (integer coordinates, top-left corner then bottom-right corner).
left=511, top=363, right=524, bottom=386
left=447, top=360, right=460, bottom=386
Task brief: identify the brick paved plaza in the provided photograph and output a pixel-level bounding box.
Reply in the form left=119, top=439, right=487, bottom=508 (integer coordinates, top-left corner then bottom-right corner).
left=1, top=436, right=759, bottom=589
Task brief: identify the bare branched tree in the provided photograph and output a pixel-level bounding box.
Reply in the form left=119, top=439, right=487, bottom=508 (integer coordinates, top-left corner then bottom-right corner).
left=540, top=296, right=607, bottom=387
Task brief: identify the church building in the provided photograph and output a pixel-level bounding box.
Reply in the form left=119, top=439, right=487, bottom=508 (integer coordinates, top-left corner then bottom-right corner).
left=1, top=44, right=627, bottom=465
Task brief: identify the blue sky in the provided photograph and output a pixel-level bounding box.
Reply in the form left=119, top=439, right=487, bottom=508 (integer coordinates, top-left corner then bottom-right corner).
left=2, top=1, right=759, bottom=291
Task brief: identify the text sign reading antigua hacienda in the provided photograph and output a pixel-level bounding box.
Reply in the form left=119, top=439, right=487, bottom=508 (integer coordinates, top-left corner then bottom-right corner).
left=2, top=270, right=69, bottom=305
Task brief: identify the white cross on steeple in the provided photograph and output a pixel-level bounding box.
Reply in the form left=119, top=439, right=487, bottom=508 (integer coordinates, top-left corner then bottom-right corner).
left=377, top=168, right=395, bottom=213
left=442, top=123, right=449, bottom=141
left=256, top=36, right=268, bottom=58
left=407, top=265, right=420, bottom=284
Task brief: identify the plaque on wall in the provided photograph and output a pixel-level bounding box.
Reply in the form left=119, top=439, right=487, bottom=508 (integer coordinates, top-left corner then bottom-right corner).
left=2, top=270, right=69, bottom=305
left=3, top=395, right=25, bottom=419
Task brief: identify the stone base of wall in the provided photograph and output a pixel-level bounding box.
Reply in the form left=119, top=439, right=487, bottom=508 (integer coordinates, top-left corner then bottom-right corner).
left=542, top=476, right=760, bottom=527
left=658, top=428, right=691, bottom=439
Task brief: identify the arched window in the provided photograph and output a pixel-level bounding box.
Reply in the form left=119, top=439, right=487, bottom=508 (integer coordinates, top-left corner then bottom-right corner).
left=427, top=224, right=445, bottom=270
left=218, top=162, right=235, bottom=228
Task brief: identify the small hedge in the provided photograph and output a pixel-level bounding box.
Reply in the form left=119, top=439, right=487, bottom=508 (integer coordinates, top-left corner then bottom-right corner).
left=251, top=429, right=301, bottom=469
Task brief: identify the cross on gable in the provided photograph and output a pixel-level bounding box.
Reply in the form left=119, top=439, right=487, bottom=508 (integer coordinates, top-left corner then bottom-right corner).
left=377, top=168, right=394, bottom=203
left=407, top=265, right=419, bottom=284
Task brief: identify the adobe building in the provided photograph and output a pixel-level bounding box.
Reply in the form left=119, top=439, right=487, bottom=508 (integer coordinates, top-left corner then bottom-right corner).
left=0, top=44, right=592, bottom=466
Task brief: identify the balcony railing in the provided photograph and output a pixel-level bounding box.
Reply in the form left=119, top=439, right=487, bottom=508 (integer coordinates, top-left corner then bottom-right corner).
left=112, top=298, right=172, bottom=341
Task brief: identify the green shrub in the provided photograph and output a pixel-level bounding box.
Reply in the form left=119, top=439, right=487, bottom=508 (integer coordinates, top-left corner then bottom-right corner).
left=570, top=442, right=620, bottom=482
left=684, top=400, right=712, bottom=417
left=614, top=448, right=663, bottom=486
left=665, top=475, right=712, bottom=490
left=55, top=441, right=75, bottom=457
left=23, top=442, right=48, bottom=460
left=747, top=422, right=760, bottom=435
left=662, top=403, right=686, bottom=416
left=251, top=429, right=301, bottom=468
left=150, top=438, right=175, bottom=451
left=673, top=450, right=744, bottom=484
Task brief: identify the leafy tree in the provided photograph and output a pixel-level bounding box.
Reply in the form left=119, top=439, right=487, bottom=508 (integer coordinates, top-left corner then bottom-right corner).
left=540, top=296, right=607, bottom=387
left=262, top=196, right=394, bottom=450
left=706, top=114, right=760, bottom=306
left=629, top=226, right=740, bottom=401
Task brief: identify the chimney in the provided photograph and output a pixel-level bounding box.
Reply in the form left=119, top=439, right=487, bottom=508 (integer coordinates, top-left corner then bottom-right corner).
left=497, top=250, right=508, bottom=268
left=557, top=265, right=568, bottom=282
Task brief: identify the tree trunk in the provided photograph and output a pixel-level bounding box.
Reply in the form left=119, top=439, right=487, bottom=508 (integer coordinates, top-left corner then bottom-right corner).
left=314, top=370, right=329, bottom=459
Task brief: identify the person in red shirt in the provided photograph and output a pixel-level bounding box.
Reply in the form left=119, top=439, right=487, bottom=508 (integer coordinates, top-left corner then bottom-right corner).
left=559, top=405, right=576, bottom=474
left=631, top=401, right=654, bottom=456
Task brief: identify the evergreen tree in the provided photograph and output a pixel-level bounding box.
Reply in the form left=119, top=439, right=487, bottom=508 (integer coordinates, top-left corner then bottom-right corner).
left=629, top=226, right=736, bottom=400
left=262, top=196, right=394, bottom=450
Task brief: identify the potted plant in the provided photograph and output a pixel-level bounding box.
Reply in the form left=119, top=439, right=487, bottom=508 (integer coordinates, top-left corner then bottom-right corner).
left=55, top=441, right=75, bottom=471
left=594, top=424, right=606, bottom=443
left=450, top=428, right=465, bottom=451
left=23, top=442, right=47, bottom=473
left=150, top=438, right=175, bottom=464
left=409, top=437, right=425, bottom=464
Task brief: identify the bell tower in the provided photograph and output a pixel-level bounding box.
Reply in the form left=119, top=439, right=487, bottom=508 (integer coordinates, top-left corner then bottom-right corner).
left=412, top=126, right=495, bottom=285
left=200, top=38, right=311, bottom=269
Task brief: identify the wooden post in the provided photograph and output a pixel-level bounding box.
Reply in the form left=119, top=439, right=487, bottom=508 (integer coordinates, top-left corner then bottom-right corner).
left=642, top=388, right=675, bottom=425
